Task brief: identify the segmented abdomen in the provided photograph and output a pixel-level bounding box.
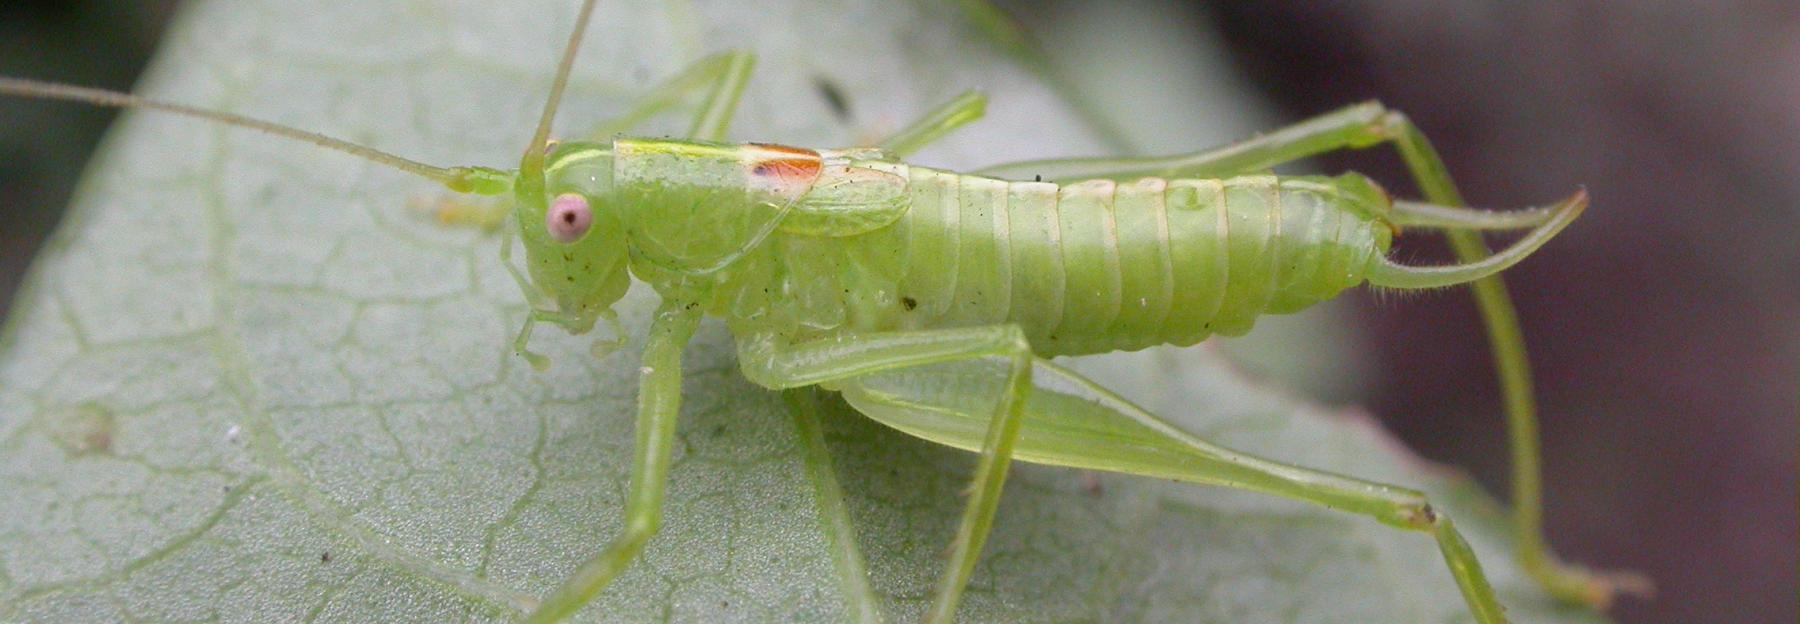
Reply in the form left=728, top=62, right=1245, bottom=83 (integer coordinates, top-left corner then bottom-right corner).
left=891, top=168, right=1389, bottom=356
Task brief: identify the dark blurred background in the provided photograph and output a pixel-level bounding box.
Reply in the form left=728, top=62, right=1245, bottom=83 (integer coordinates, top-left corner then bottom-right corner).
left=1195, top=4, right=1798, bottom=623
left=1, top=1, right=1794, bottom=622
left=0, top=0, right=176, bottom=308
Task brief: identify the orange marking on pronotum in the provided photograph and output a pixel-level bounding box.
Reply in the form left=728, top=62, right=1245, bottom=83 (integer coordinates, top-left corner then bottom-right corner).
left=743, top=144, right=824, bottom=198
left=747, top=142, right=819, bottom=157
left=746, top=144, right=822, bottom=178
left=752, top=158, right=822, bottom=179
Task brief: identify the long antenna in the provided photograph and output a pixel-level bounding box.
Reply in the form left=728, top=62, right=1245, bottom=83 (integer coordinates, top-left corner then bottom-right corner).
left=518, top=0, right=601, bottom=187
left=0, top=76, right=511, bottom=192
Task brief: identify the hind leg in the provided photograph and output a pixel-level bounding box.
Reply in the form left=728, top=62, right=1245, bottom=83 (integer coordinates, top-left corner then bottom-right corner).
left=978, top=102, right=1647, bottom=606
left=838, top=356, right=1510, bottom=623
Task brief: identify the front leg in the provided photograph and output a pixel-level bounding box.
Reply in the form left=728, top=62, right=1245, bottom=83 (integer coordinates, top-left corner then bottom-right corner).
left=525, top=298, right=704, bottom=623
left=737, top=327, right=1034, bottom=623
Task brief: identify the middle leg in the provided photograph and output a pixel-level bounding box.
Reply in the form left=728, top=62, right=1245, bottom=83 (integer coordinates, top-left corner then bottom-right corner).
left=583, top=50, right=757, bottom=142
left=736, top=327, right=1035, bottom=623
left=785, top=387, right=885, bottom=624
left=876, top=91, right=988, bottom=158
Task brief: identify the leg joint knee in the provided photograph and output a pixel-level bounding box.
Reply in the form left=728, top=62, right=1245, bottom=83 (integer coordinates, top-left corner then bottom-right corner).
left=1376, top=110, right=1415, bottom=139
left=1407, top=502, right=1440, bottom=529
left=1372, top=493, right=1441, bottom=532
left=1383, top=501, right=1441, bottom=533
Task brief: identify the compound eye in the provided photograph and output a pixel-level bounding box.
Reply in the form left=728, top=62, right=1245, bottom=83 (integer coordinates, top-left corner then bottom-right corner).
left=546, top=192, right=593, bottom=243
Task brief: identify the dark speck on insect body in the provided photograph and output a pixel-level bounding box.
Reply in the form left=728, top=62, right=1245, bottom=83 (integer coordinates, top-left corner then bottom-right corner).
left=1034, top=174, right=1042, bottom=182
left=901, top=296, right=918, bottom=311
left=320, top=551, right=332, bottom=564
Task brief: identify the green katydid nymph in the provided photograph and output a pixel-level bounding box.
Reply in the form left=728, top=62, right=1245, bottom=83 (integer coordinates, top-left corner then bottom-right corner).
left=0, top=0, right=1650, bottom=621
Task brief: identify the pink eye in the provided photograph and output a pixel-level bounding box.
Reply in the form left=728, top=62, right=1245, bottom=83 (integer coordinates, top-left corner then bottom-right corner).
left=547, top=193, right=593, bottom=243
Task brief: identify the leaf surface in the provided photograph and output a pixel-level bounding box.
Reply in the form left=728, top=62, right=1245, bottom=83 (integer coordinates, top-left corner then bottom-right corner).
left=0, top=1, right=1604, bottom=622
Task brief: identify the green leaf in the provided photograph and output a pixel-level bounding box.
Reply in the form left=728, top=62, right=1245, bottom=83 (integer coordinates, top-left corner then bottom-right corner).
left=0, top=1, right=1605, bottom=622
